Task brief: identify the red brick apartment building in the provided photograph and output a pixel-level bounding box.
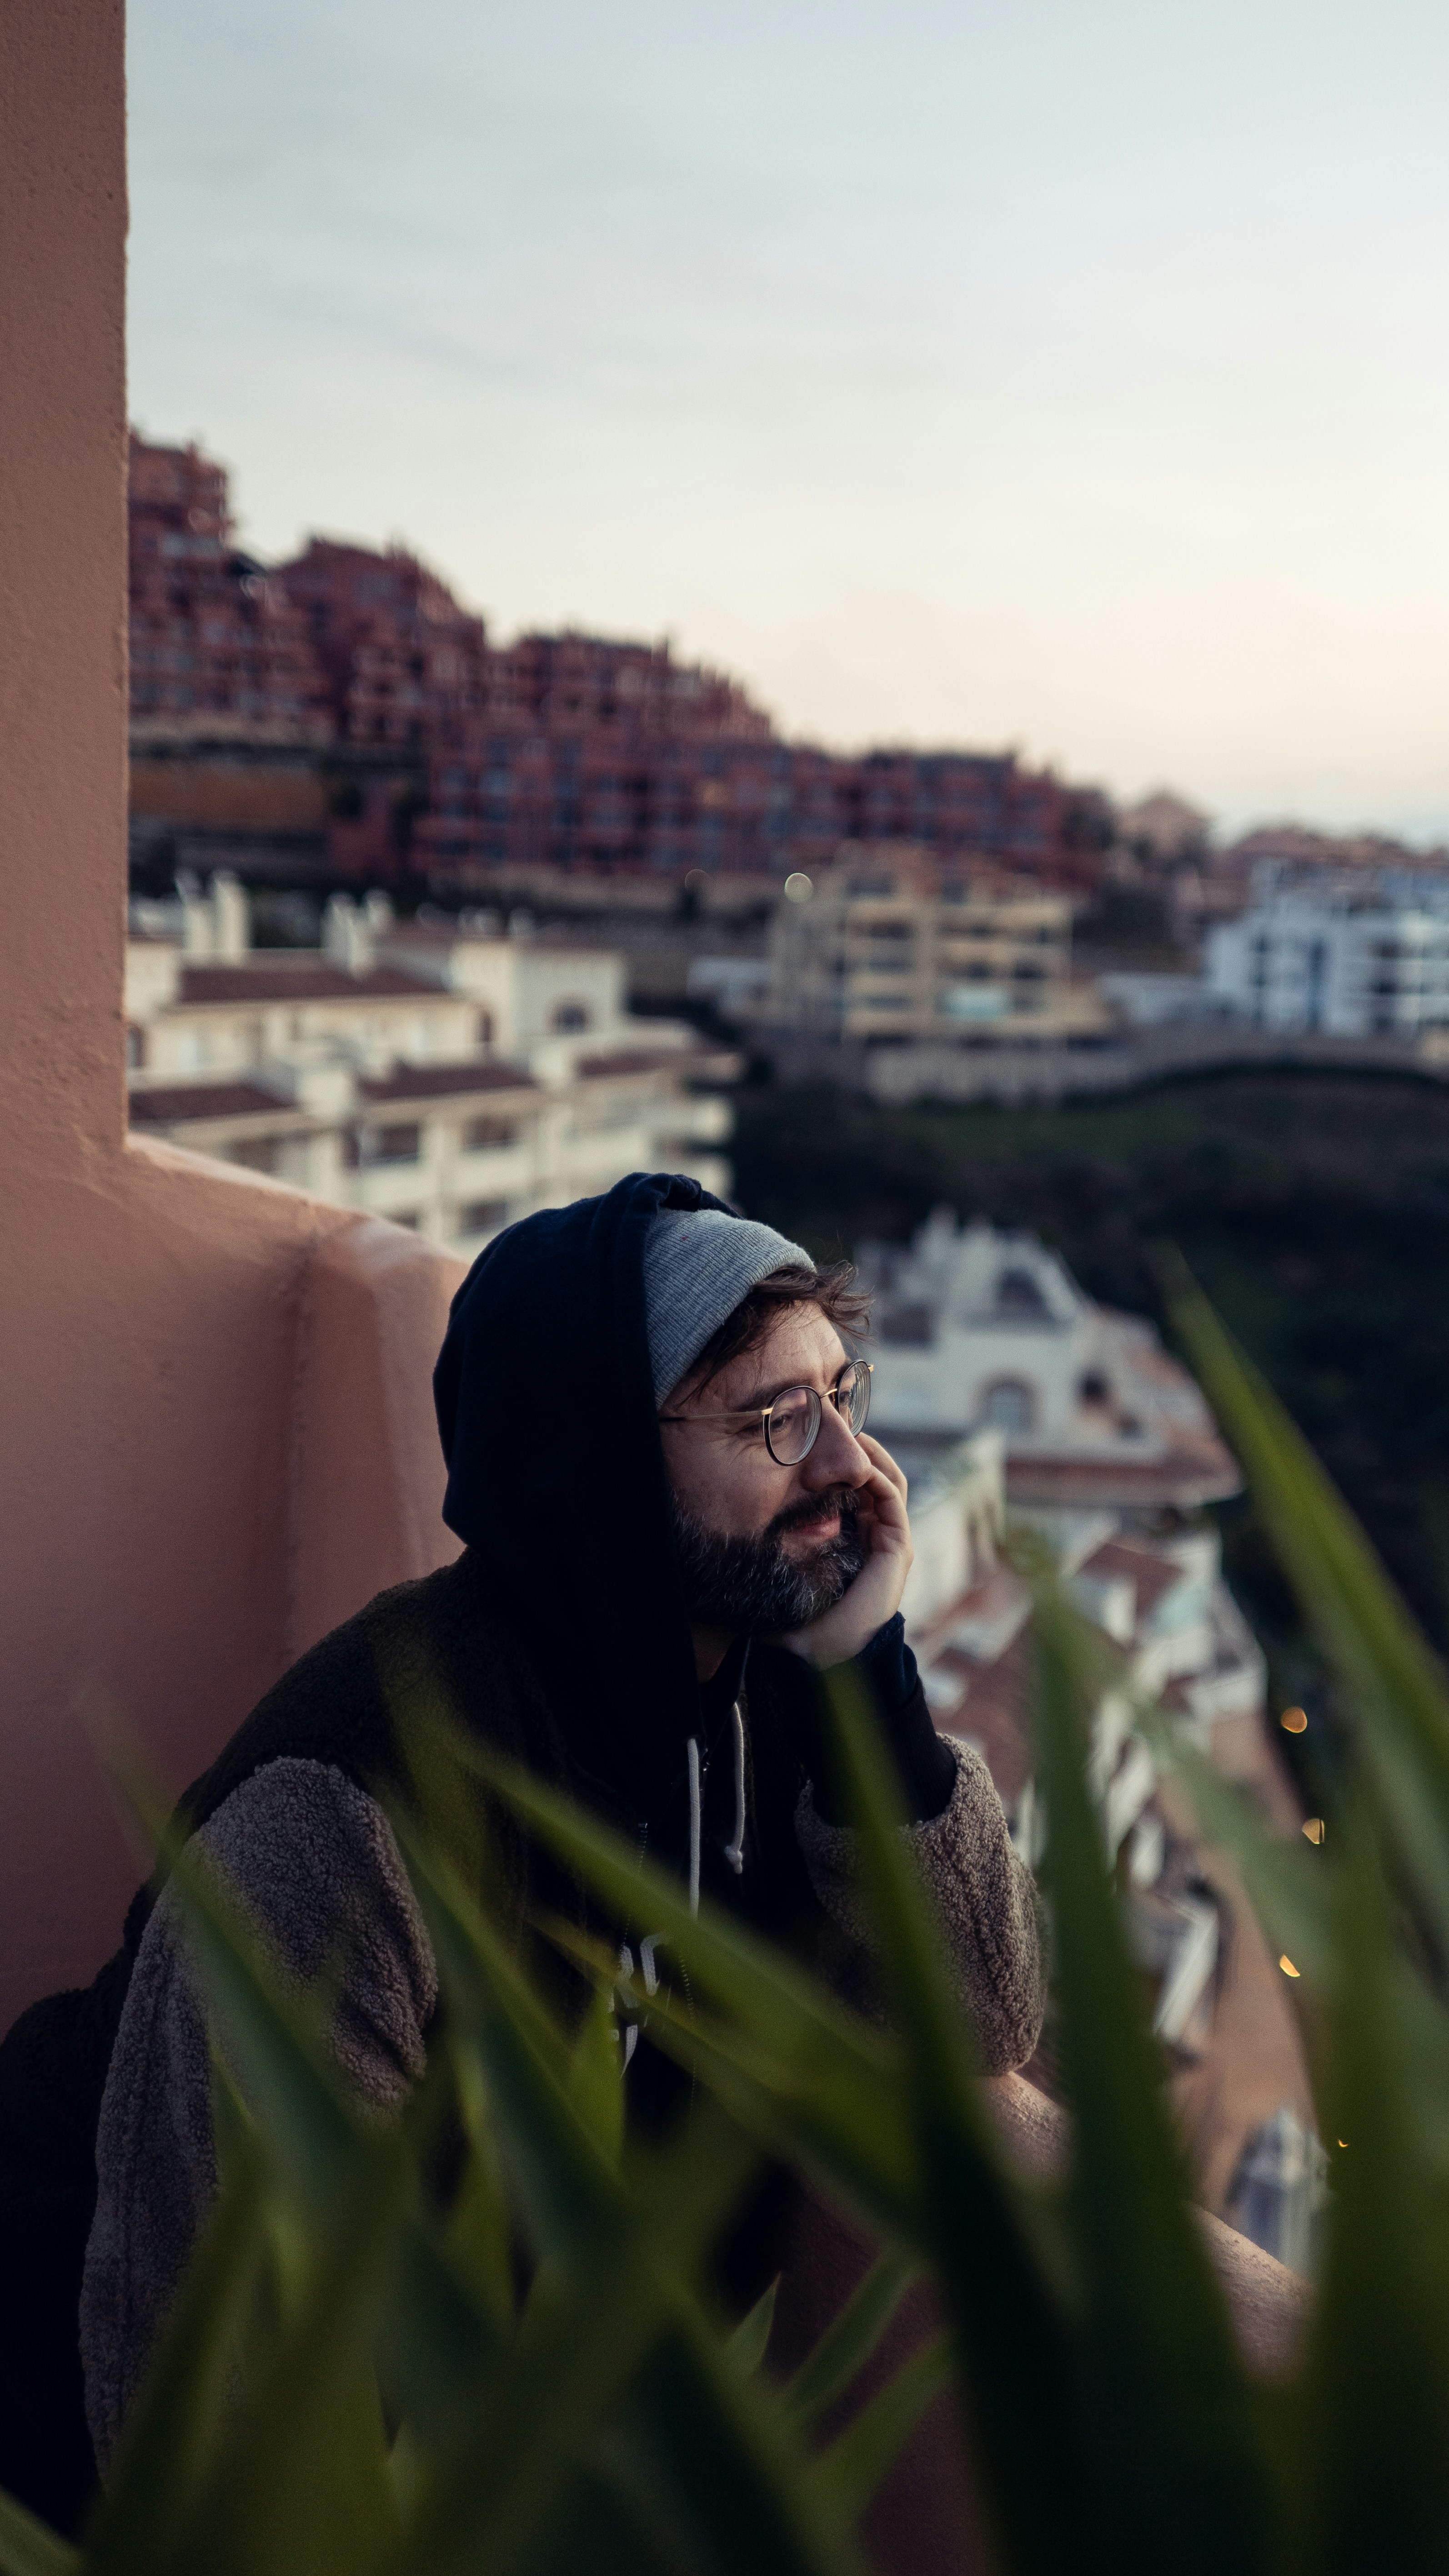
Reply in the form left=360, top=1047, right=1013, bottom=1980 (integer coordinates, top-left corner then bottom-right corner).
left=127, top=434, right=1113, bottom=890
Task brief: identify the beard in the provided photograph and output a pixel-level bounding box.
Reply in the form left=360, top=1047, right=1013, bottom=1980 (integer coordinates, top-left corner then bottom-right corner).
left=670, top=1483, right=868, bottom=1635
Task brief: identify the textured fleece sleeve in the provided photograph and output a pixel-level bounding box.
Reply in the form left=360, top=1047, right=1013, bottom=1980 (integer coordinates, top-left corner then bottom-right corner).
left=80, top=1757, right=437, bottom=2475
left=794, top=1740, right=1045, bottom=2074
left=769, top=1614, right=957, bottom=1824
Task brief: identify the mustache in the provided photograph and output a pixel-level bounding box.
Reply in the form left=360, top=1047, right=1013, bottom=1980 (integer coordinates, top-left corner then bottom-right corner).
left=766, top=1485, right=862, bottom=1543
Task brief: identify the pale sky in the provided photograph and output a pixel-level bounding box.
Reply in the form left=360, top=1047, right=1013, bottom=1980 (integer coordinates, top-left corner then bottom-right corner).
left=128, top=0, right=1449, bottom=837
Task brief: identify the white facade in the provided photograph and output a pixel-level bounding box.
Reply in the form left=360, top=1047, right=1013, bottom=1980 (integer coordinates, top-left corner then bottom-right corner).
left=857, top=1211, right=1235, bottom=1505
left=892, top=1426, right=1266, bottom=2064
left=1206, top=872, right=1449, bottom=1037
left=125, top=877, right=736, bottom=1252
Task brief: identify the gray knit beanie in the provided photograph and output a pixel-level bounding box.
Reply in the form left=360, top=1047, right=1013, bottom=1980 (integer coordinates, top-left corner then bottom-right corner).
left=644, top=1209, right=813, bottom=1404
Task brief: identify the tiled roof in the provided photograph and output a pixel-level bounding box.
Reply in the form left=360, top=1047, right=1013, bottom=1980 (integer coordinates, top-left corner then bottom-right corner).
left=177, top=963, right=444, bottom=1007
left=1005, top=1446, right=1240, bottom=1508
left=357, top=1062, right=539, bottom=1104
left=129, top=1082, right=292, bottom=1124
left=1077, top=1539, right=1187, bottom=1620
left=575, top=1047, right=690, bottom=1079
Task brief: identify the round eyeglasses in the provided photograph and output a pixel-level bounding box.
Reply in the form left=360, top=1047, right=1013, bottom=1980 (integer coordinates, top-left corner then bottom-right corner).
left=659, top=1359, right=872, bottom=1467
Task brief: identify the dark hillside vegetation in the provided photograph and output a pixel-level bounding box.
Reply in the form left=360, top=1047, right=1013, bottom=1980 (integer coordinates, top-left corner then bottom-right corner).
left=733, top=1068, right=1449, bottom=1699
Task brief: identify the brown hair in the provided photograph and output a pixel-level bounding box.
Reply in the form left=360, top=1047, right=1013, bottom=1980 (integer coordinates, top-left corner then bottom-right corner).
left=679, top=1260, right=872, bottom=1396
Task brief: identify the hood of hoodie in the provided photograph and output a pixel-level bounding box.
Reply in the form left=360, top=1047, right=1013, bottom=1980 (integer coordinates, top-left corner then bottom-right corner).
left=433, top=1167, right=738, bottom=1879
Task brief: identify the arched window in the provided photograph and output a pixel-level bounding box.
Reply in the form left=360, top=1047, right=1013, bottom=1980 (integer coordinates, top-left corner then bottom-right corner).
left=980, top=1378, right=1036, bottom=1434
left=552, top=1001, right=590, bottom=1033
left=993, top=1266, right=1048, bottom=1318
left=475, top=1007, right=494, bottom=1048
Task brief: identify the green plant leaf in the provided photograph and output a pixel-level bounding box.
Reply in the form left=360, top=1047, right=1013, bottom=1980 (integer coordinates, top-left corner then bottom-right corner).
left=782, top=2248, right=917, bottom=2434
left=1299, top=1825, right=1449, bottom=2574
left=86, top=2128, right=271, bottom=2575
left=817, top=1674, right=1089, bottom=2575
left=1164, top=1254, right=1449, bottom=1958
left=157, top=1824, right=505, bottom=2454
left=1030, top=1580, right=1275, bottom=2572
left=0, top=2491, right=80, bottom=2576
left=727, top=2278, right=778, bottom=2376
left=425, top=1743, right=924, bottom=2239
left=806, top=2331, right=951, bottom=2526
left=566, top=1979, right=625, bottom=2172
left=378, top=1819, right=846, bottom=2576
left=138, top=2131, right=413, bottom=2576
left=612, top=2322, right=869, bottom=2576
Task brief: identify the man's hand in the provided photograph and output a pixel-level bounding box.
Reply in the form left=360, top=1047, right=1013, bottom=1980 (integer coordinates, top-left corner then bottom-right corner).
left=776, top=1436, right=913, bottom=1669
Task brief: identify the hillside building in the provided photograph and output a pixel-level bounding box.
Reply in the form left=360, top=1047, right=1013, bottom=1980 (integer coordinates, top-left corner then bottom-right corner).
left=126, top=434, right=1115, bottom=888
left=858, top=1209, right=1239, bottom=1510
left=892, top=1323, right=1319, bottom=2263
left=757, top=849, right=1111, bottom=1049
left=127, top=435, right=330, bottom=744
left=125, top=876, right=735, bottom=1252
left=1205, top=871, right=1449, bottom=1038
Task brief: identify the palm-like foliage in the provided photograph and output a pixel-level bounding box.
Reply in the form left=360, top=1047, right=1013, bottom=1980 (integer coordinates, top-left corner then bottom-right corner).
left=4, top=1271, right=1449, bottom=2572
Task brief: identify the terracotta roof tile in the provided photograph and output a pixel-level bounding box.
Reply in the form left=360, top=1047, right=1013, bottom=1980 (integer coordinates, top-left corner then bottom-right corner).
left=129, top=1081, right=292, bottom=1124
left=177, top=963, right=444, bottom=1006
left=1077, top=1539, right=1187, bottom=1619
left=1005, top=1448, right=1240, bottom=1508
left=357, top=1062, right=539, bottom=1104
left=575, top=1047, right=689, bottom=1078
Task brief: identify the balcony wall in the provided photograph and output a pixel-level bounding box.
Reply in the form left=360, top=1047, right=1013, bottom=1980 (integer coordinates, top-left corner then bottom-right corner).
left=0, top=2, right=463, bottom=2030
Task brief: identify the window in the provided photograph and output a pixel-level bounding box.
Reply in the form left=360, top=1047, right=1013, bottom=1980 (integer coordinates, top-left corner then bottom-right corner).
left=551, top=1002, right=591, bottom=1033
left=1078, top=1369, right=1110, bottom=1405
left=229, top=1136, right=283, bottom=1176
left=457, top=1199, right=507, bottom=1236
left=125, top=1026, right=146, bottom=1070
left=994, top=1266, right=1048, bottom=1318
left=369, top=1122, right=422, bottom=1165
left=475, top=1009, right=494, bottom=1048
left=463, top=1116, right=516, bottom=1152
left=981, top=1378, right=1036, bottom=1433
left=878, top=1301, right=935, bottom=1348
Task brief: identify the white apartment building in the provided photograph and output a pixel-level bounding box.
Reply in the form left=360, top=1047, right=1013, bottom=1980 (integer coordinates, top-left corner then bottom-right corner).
left=1205, top=870, right=1449, bottom=1038
left=759, top=847, right=1111, bottom=1046
left=886, top=1308, right=1318, bottom=2261
left=857, top=1210, right=1240, bottom=1511
left=125, top=876, right=736, bottom=1251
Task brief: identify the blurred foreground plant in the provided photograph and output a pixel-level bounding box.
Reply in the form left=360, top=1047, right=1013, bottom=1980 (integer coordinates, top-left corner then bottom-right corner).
left=3, top=1268, right=1449, bottom=2573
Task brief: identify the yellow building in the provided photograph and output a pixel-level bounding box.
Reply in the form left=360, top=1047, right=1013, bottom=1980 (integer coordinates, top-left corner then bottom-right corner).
left=764, top=845, right=1110, bottom=1043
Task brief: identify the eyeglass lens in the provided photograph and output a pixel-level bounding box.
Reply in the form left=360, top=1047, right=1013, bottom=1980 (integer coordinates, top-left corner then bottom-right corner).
left=765, top=1365, right=869, bottom=1466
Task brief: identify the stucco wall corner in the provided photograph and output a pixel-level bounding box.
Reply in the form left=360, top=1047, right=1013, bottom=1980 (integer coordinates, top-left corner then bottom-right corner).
left=287, top=1218, right=466, bottom=1661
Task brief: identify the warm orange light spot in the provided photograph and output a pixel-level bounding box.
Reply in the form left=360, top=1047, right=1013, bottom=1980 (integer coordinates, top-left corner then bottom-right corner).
left=1279, top=1955, right=1301, bottom=1978
left=1337, top=2140, right=1349, bottom=2150
left=1280, top=1707, right=1309, bottom=1734
left=1302, top=1817, right=1326, bottom=1844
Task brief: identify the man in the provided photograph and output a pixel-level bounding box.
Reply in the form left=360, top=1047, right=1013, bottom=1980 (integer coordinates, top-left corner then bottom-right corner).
left=5, top=1171, right=1043, bottom=2516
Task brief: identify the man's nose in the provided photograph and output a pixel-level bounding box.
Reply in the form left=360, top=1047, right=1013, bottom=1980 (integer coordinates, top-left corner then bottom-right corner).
left=801, top=1398, right=870, bottom=1488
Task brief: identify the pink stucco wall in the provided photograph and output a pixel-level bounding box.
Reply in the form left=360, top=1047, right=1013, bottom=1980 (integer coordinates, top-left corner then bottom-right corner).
left=0, top=0, right=462, bottom=2030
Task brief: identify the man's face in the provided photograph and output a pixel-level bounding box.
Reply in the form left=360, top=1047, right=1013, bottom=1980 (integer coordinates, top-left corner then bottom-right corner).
left=659, top=1303, right=873, bottom=1635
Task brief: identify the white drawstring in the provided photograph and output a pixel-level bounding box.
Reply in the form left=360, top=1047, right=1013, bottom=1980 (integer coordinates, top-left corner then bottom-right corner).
left=687, top=1735, right=702, bottom=1916
left=621, top=1722, right=738, bottom=2069
left=723, top=1701, right=747, bottom=1876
